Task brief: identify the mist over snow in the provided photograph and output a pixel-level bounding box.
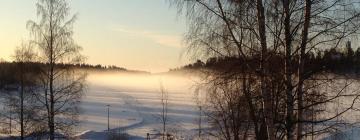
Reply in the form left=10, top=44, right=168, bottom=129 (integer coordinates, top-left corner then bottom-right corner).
left=77, top=71, right=205, bottom=139
left=86, top=72, right=199, bottom=93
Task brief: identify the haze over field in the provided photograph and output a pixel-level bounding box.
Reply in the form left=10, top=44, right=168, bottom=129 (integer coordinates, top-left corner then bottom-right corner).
left=87, top=72, right=198, bottom=93
left=77, top=72, right=204, bottom=139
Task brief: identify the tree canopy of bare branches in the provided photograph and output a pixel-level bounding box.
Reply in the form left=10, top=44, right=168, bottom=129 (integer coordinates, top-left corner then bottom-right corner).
left=172, top=0, right=360, bottom=139
left=26, top=0, right=86, bottom=139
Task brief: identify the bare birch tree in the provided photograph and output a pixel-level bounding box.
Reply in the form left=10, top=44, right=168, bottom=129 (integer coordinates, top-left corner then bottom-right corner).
left=26, top=0, right=86, bottom=139
left=13, top=42, right=37, bottom=140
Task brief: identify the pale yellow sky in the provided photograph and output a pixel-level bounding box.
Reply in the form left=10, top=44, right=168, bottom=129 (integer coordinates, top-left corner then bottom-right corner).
left=0, top=0, right=189, bottom=73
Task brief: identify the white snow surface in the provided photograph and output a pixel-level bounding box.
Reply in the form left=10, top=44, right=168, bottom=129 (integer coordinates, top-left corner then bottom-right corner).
left=4, top=72, right=360, bottom=140
left=76, top=72, right=204, bottom=139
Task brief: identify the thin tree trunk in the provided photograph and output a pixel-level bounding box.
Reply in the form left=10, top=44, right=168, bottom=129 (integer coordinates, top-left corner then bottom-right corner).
left=283, top=0, right=295, bottom=139
left=255, top=0, right=275, bottom=139
left=49, top=52, right=55, bottom=140
left=297, top=0, right=312, bottom=139
left=243, top=75, right=260, bottom=138
left=49, top=16, right=55, bottom=139
left=20, top=62, right=24, bottom=140
left=49, top=63, right=55, bottom=140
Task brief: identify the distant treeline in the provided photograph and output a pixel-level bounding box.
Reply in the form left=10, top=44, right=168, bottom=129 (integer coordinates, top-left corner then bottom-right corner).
left=172, top=45, right=360, bottom=75
left=0, top=62, right=149, bottom=88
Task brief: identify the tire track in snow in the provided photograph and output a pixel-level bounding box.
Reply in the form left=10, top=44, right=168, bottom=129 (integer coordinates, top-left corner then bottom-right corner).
left=108, top=90, right=151, bottom=131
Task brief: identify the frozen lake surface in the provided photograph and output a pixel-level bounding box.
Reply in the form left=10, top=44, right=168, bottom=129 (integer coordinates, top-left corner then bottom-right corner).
left=77, top=72, right=203, bottom=139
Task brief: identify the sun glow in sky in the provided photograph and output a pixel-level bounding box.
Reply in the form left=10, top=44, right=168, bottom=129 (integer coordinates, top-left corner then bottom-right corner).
left=0, top=0, right=188, bottom=72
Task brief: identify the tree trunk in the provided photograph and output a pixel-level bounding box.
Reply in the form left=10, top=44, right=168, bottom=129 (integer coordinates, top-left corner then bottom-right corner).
left=283, top=0, right=295, bottom=139
left=20, top=62, right=24, bottom=140
left=49, top=20, right=55, bottom=139
left=256, top=0, right=275, bottom=139
left=49, top=64, right=55, bottom=140
left=297, top=0, right=312, bottom=139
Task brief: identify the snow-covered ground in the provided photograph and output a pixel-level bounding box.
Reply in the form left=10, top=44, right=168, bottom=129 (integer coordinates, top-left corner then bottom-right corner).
left=3, top=72, right=360, bottom=139
left=77, top=72, right=204, bottom=139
